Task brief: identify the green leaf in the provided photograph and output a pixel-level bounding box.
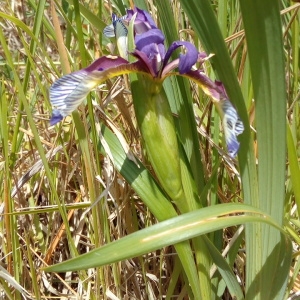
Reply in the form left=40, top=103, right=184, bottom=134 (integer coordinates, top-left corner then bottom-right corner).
left=203, top=237, right=244, bottom=300
left=44, top=203, right=282, bottom=273
left=63, top=0, right=107, bottom=30
left=239, top=0, right=292, bottom=299
left=178, top=1, right=293, bottom=299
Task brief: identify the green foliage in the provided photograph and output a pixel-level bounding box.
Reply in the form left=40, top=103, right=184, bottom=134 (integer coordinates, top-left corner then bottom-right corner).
left=0, top=0, right=299, bottom=299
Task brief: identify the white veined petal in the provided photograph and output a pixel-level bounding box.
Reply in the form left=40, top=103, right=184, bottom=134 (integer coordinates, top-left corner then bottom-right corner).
left=103, top=24, right=115, bottom=38
left=114, top=18, right=128, bottom=38
left=103, top=14, right=127, bottom=38
left=49, top=70, right=98, bottom=125
left=219, top=99, right=244, bottom=157
left=103, top=14, right=128, bottom=59
left=234, top=118, right=244, bottom=136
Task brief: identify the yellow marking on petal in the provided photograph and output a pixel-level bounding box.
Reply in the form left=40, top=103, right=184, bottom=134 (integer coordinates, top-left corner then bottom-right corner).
left=85, top=80, right=99, bottom=89
left=106, top=55, right=121, bottom=60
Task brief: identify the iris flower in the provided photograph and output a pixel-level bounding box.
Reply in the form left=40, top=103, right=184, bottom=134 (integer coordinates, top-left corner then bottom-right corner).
left=49, top=7, right=244, bottom=199
left=50, top=7, right=243, bottom=155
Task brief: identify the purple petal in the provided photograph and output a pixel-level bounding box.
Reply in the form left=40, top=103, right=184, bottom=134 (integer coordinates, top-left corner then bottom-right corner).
left=108, top=7, right=166, bottom=76
left=137, top=8, right=157, bottom=28
left=85, top=56, right=129, bottom=72
left=132, top=50, right=157, bottom=77
left=198, top=52, right=208, bottom=60
left=50, top=110, right=64, bottom=126
left=133, top=29, right=165, bottom=75
left=182, top=69, right=227, bottom=101
left=135, top=29, right=165, bottom=53
left=214, top=80, right=229, bottom=98
left=132, top=42, right=166, bottom=76
left=126, top=7, right=157, bottom=31
left=163, top=41, right=198, bottom=74
left=132, top=20, right=152, bottom=34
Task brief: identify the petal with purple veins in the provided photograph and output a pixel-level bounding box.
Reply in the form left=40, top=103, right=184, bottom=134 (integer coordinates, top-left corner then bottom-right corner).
left=217, top=99, right=244, bottom=157
left=103, top=14, right=128, bottom=38
left=49, top=56, right=148, bottom=125
left=49, top=69, right=96, bottom=126
left=103, top=23, right=115, bottom=38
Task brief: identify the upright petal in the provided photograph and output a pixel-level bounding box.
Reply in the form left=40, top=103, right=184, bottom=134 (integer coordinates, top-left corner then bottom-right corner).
left=104, top=8, right=166, bottom=77
left=103, top=14, right=128, bottom=59
left=162, top=41, right=198, bottom=74
left=134, top=29, right=165, bottom=53
left=103, top=14, right=127, bottom=38
left=126, top=7, right=157, bottom=32
left=134, top=29, right=165, bottom=75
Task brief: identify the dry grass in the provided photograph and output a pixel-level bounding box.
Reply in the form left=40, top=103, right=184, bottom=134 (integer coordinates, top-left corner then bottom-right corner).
left=0, top=0, right=299, bottom=299
left=0, top=1, right=190, bottom=298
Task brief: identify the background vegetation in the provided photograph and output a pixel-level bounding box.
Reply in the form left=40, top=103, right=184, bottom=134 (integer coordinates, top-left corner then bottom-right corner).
left=0, top=0, right=299, bottom=299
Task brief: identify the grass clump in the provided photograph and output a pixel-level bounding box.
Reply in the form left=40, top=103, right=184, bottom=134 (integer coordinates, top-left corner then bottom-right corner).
left=0, top=0, right=299, bottom=299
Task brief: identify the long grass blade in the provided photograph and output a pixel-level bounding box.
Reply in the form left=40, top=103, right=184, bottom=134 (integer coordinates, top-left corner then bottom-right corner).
left=44, top=203, right=283, bottom=273
left=287, top=123, right=300, bottom=215
left=203, top=237, right=244, bottom=300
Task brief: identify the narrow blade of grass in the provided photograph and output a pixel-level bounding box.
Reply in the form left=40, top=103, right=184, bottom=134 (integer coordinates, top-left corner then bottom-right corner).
left=287, top=123, right=300, bottom=216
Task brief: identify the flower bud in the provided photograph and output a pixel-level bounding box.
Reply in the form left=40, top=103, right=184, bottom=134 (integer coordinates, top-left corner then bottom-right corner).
left=131, top=75, right=184, bottom=201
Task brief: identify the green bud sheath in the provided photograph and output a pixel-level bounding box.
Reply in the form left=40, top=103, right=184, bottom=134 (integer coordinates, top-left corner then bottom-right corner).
left=131, top=75, right=184, bottom=201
